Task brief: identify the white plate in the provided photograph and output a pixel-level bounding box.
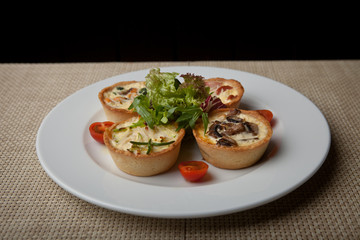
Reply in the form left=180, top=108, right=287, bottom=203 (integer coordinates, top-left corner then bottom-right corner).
left=36, top=66, right=330, bottom=218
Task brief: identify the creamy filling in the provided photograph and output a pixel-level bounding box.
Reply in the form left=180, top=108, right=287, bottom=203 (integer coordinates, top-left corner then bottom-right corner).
left=110, top=117, right=179, bottom=155
left=103, top=82, right=146, bottom=109
left=205, top=110, right=268, bottom=146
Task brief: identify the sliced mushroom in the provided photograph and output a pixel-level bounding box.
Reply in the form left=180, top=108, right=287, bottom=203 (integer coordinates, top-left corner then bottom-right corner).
left=238, top=137, right=259, bottom=141
left=226, top=108, right=241, bottom=117
left=121, top=88, right=134, bottom=95
left=208, top=121, right=222, bottom=138
left=226, top=116, right=243, bottom=123
left=221, top=122, right=245, bottom=135
left=249, top=123, right=259, bottom=135
left=216, top=136, right=238, bottom=147
left=245, top=122, right=259, bottom=135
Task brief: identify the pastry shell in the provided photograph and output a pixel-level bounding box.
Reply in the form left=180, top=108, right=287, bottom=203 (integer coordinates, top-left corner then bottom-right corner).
left=98, top=81, right=142, bottom=122
left=204, top=78, right=244, bottom=108
left=193, top=108, right=272, bottom=169
left=103, top=121, right=186, bottom=177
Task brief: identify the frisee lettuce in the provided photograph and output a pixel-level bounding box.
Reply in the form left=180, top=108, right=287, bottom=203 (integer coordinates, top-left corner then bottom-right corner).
left=179, top=73, right=210, bottom=106
left=145, top=68, right=183, bottom=107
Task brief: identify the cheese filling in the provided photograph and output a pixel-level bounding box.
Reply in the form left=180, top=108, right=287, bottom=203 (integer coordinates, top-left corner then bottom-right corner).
left=204, top=110, right=268, bottom=146
left=110, top=117, right=179, bottom=155
left=103, top=82, right=146, bottom=109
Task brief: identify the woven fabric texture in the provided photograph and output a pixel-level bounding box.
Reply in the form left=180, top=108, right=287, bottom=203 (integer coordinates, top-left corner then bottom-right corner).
left=1, top=61, right=359, bottom=239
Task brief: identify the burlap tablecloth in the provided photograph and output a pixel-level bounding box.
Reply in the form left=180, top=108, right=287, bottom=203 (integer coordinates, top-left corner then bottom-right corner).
left=1, top=61, right=359, bottom=239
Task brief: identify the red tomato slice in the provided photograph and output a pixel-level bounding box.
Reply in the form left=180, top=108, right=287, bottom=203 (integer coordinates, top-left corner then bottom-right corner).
left=89, top=121, right=114, bottom=144
left=256, top=110, right=273, bottom=122
left=178, top=161, right=209, bottom=182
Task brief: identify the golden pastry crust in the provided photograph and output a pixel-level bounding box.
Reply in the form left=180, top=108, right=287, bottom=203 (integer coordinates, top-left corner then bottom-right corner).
left=193, top=108, right=272, bottom=169
left=103, top=121, right=186, bottom=177
left=98, top=81, right=143, bottom=122
left=204, top=78, right=244, bottom=108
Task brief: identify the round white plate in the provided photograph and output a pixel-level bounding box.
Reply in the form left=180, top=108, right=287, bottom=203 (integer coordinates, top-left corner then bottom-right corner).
left=36, top=66, right=330, bottom=218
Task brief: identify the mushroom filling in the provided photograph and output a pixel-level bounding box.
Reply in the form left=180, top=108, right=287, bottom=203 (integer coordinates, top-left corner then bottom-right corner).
left=207, top=110, right=261, bottom=147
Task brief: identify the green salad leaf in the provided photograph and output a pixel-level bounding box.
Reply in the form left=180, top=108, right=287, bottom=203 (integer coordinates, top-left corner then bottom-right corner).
left=145, top=68, right=183, bottom=107
left=129, top=68, right=211, bottom=132
left=179, top=73, right=210, bottom=106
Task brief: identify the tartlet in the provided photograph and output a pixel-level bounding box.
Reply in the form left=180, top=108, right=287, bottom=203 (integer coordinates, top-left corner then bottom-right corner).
left=193, top=108, right=272, bottom=169
left=103, top=116, right=185, bottom=176
left=204, top=78, right=244, bottom=108
left=98, top=81, right=146, bottom=122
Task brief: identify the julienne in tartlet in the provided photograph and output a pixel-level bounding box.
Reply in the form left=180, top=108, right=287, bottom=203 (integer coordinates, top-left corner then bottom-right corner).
left=103, top=116, right=185, bottom=177
left=98, top=81, right=145, bottom=122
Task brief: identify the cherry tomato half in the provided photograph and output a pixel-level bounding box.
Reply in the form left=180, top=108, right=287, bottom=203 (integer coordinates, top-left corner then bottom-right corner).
left=89, top=121, right=114, bottom=144
left=178, top=161, right=209, bottom=182
left=256, top=110, right=273, bottom=122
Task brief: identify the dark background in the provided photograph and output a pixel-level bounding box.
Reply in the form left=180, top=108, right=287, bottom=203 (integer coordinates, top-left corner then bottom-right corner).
left=2, top=9, right=359, bottom=63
